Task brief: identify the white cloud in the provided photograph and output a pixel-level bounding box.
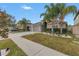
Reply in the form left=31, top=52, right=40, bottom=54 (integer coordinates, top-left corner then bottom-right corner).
left=21, top=5, right=32, bottom=10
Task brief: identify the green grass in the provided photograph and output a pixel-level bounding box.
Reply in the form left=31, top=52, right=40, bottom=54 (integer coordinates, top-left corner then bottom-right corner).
left=23, top=33, right=79, bottom=56
left=0, top=39, right=26, bottom=56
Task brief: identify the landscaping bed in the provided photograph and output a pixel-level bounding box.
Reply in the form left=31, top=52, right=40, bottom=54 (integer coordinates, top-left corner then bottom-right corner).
left=23, top=33, right=79, bottom=56
left=0, top=39, right=26, bottom=56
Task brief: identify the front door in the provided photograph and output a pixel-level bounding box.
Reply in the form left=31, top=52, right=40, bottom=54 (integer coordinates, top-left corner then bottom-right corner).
left=27, top=26, right=30, bottom=31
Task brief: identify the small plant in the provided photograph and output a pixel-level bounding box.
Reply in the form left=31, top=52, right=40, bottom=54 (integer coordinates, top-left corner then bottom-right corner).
left=0, top=28, right=9, bottom=38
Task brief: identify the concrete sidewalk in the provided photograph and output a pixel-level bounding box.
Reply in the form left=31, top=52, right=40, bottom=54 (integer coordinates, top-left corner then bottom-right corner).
left=9, top=32, right=67, bottom=56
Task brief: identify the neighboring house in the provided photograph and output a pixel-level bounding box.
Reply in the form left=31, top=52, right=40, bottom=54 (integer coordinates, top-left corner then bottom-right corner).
left=15, top=21, right=43, bottom=32
left=73, top=11, right=79, bottom=38
left=16, top=23, right=33, bottom=31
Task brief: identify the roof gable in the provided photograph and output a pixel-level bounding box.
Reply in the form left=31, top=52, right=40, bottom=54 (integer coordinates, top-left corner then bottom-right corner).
left=74, top=11, right=79, bottom=20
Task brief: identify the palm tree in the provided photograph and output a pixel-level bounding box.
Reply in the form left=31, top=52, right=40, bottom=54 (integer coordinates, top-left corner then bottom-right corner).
left=40, top=4, right=59, bottom=31
left=56, top=3, right=77, bottom=22
left=40, top=3, right=77, bottom=33
left=56, top=3, right=77, bottom=33
left=40, top=3, right=59, bottom=22
left=41, top=3, right=77, bottom=22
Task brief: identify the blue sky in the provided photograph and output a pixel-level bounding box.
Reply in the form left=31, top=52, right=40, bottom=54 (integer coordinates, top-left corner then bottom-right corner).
left=0, top=3, right=79, bottom=25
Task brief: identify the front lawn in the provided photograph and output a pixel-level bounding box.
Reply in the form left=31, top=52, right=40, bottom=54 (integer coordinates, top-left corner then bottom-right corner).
left=23, top=33, right=79, bottom=56
left=0, top=39, right=26, bottom=56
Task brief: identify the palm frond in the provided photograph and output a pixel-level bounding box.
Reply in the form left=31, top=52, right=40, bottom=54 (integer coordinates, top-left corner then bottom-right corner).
left=62, top=5, right=77, bottom=16
left=40, top=13, right=46, bottom=18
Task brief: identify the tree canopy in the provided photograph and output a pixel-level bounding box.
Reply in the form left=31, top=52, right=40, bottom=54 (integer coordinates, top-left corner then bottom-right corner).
left=40, top=3, right=77, bottom=22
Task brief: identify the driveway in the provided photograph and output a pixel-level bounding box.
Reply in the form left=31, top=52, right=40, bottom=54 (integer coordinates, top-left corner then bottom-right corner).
left=9, top=32, right=67, bottom=56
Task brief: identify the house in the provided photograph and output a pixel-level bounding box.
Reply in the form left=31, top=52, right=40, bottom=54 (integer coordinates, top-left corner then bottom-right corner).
left=16, top=23, right=33, bottom=31
left=42, top=19, right=67, bottom=34
left=72, top=11, right=79, bottom=38
left=16, top=22, right=43, bottom=32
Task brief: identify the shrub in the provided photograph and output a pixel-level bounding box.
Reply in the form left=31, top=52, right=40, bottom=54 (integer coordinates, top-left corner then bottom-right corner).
left=0, top=28, right=8, bottom=38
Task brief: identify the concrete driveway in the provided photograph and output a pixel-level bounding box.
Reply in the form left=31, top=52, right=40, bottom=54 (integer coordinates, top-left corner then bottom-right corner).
left=9, top=32, right=67, bottom=56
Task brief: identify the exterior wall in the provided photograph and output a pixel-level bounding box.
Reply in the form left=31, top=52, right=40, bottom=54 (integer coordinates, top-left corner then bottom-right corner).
left=33, top=25, right=41, bottom=32
left=73, top=13, right=79, bottom=38
left=73, top=25, right=79, bottom=38
left=47, top=22, right=53, bottom=29
left=30, top=24, right=33, bottom=31
left=73, top=25, right=79, bottom=34
left=47, top=20, right=67, bottom=29
left=59, top=23, right=67, bottom=29
left=26, top=24, right=33, bottom=31
left=74, top=15, right=79, bottom=25
left=33, top=23, right=42, bottom=32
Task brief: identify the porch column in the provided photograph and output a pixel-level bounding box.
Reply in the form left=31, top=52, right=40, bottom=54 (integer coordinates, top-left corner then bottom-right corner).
left=60, top=27, right=63, bottom=34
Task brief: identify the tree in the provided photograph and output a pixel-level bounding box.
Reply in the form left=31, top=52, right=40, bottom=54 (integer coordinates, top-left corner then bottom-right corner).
left=40, top=3, right=77, bottom=22
left=40, top=3, right=77, bottom=33
left=40, top=3, right=59, bottom=22
left=0, top=9, right=14, bottom=38
left=0, top=9, right=13, bottom=29
left=56, top=3, right=77, bottom=33
left=56, top=3, right=77, bottom=22
left=40, top=4, right=59, bottom=31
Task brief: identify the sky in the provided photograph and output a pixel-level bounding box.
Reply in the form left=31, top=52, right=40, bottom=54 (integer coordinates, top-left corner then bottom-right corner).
left=0, top=3, right=79, bottom=25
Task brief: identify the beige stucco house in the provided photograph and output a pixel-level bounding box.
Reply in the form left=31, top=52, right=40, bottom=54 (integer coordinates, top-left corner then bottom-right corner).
left=16, top=23, right=33, bottom=31
left=42, top=19, right=67, bottom=33
left=73, top=11, right=79, bottom=38
left=16, top=22, right=42, bottom=32
left=47, top=20, right=67, bottom=29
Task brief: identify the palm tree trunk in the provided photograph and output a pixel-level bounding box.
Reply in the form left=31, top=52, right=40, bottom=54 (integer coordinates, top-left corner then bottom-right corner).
left=60, top=16, right=64, bottom=34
